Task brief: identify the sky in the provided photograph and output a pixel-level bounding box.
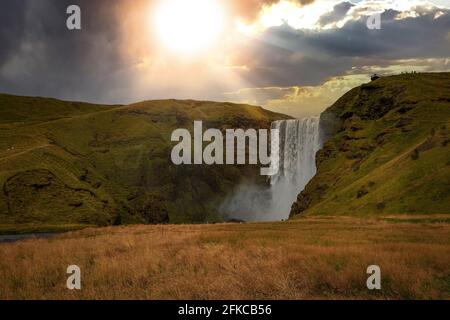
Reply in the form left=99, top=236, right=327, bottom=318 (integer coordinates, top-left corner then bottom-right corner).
left=0, top=0, right=449, bottom=118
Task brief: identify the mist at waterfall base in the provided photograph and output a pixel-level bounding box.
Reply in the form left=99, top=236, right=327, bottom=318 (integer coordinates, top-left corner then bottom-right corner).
left=220, top=118, right=322, bottom=222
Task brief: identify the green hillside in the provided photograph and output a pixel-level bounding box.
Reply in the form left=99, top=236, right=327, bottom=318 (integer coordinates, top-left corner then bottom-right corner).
left=0, top=94, right=289, bottom=233
left=291, top=72, right=450, bottom=217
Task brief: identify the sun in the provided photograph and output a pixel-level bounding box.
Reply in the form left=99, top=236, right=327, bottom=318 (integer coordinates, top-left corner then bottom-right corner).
left=153, top=0, right=225, bottom=56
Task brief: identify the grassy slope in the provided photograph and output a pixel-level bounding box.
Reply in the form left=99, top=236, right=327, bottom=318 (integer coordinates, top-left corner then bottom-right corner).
left=0, top=94, right=289, bottom=232
left=291, top=72, right=450, bottom=217
left=0, top=216, right=448, bottom=299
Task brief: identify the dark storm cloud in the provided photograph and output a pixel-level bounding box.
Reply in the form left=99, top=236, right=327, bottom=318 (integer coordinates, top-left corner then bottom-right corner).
left=231, top=34, right=353, bottom=87
left=318, top=1, right=354, bottom=27
left=306, top=9, right=450, bottom=59
left=0, top=0, right=27, bottom=65
left=0, top=0, right=127, bottom=103
left=236, top=7, right=450, bottom=87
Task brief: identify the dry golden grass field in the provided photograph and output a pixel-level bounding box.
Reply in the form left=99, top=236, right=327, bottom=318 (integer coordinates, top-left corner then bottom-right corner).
left=0, top=216, right=449, bottom=300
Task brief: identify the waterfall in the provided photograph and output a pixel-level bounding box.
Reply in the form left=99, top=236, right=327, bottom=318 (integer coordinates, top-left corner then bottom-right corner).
left=220, top=117, right=322, bottom=221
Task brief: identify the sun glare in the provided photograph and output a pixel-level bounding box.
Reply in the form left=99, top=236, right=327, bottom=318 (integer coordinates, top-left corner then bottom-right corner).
left=153, top=0, right=225, bottom=56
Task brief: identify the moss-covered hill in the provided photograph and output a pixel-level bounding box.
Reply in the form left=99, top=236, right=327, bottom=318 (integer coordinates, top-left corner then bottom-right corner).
left=0, top=94, right=289, bottom=232
left=291, top=72, right=450, bottom=217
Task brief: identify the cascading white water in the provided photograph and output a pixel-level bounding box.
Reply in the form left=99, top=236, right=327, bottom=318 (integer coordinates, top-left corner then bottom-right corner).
left=220, top=117, right=322, bottom=221
left=267, top=118, right=321, bottom=219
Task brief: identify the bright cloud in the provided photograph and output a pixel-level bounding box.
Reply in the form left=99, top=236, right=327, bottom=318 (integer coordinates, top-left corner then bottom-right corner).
left=223, top=74, right=370, bottom=117
left=237, top=0, right=450, bottom=32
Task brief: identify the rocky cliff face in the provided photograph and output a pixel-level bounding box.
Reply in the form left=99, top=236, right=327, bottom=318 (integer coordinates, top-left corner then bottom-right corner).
left=290, top=72, right=450, bottom=217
